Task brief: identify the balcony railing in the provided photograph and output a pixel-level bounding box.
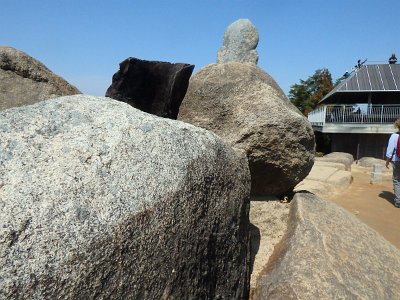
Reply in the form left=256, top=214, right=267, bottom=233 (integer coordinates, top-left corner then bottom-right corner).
left=308, top=104, right=400, bottom=126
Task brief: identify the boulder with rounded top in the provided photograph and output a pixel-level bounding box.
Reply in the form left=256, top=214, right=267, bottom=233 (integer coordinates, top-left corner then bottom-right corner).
left=178, top=62, right=315, bottom=195
left=0, top=46, right=80, bottom=111
left=0, top=95, right=251, bottom=299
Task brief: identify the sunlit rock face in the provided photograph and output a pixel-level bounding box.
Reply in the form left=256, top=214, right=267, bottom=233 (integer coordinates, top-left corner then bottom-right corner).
left=179, top=62, right=315, bottom=195
left=0, top=46, right=80, bottom=111
left=253, top=193, right=400, bottom=299
left=217, top=19, right=259, bottom=65
left=0, top=95, right=251, bottom=299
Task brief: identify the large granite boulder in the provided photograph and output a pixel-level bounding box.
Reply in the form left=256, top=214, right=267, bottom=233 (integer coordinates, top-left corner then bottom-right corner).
left=178, top=62, right=315, bottom=195
left=106, top=57, right=194, bottom=119
left=253, top=193, right=400, bottom=299
left=0, top=95, right=251, bottom=299
left=217, top=19, right=259, bottom=64
left=0, top=46, right=80, bottom=111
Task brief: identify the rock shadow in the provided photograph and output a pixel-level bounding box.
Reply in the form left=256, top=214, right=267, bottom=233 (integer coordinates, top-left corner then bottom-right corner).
left=249, top=223, right=260, bottom=277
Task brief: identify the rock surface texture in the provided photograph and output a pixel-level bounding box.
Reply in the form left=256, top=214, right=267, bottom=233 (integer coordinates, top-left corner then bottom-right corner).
left=178, top=62, right=315, bottom=195
left=358, top=156, right=387, bottom=168
left=316, top=152, right=354, bottom=171
left=0, top=46, right=80, bottom=111
left=217, top=19, right=259, bottom=64
left=0, top=95, right=251, bottom=299
left=294, top=160, right=353, bottom=198
left=253, top=193, right=400, bottom=299
left=106, top=57, right=194, bottom=119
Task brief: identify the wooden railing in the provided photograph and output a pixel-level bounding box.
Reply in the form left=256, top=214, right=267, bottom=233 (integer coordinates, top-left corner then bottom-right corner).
left=308, top=104, right=400, bottom=126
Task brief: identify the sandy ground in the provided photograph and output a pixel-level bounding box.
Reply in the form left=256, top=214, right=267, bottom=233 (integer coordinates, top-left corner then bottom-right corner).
left=249, top=196, right=290, bottom=293
left=328, top=165, right=400, bottom=249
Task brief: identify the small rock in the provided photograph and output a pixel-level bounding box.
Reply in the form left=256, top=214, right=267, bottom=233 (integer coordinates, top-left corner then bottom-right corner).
left=217, top=19, right=259, bottom=64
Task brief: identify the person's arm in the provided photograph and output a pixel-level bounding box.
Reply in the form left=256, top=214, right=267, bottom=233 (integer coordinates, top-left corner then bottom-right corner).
left=386, top=156, right=391, bottom=169
left=386, top=133, right=397, bottom=168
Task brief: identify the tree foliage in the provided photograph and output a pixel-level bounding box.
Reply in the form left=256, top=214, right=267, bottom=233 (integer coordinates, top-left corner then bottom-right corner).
left=289, top=69, right=334, bottom=115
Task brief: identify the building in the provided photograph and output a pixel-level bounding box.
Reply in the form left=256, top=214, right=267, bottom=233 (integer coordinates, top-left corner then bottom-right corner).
left=308, top=60, right=400, bottom=160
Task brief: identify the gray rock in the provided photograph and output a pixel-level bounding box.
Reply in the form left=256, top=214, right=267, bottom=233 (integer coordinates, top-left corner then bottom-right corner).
left=0, top=95, right=251, bottom=299
left=0, top=46, right=80, bottom=111
left=217, top=19, right=259, bottom=64
left=178, top=62, right=315, bottom=195
left=253, top=193, right=400, bottom=299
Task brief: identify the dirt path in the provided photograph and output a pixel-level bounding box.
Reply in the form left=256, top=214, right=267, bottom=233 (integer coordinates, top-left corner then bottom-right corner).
left=328, top=165, right=400, bottom=249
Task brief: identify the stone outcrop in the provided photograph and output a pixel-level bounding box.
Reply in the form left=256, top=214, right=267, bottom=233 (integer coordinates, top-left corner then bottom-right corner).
left=0, top=95, right=251, bottom=299
left=358, top=157, right=387, bottom=168
left=217, top=19, right=259, bottom=64
left=316, top=152, right=354, bottom=171
left=252, top=193, right=400, bottom=299
left=106, top=57, right=194, bottom=119
left=294, top=160, right=352, bottom=198
left=178, top=62, right=315, bottom=195
left=0, top=46, right=80, bottom=111
left=314, top=160, right=346, bottom=170
left=353, top=159, right=392, bottom=182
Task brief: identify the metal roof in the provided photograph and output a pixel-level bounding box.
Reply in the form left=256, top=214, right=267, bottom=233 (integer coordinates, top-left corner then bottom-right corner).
left=321, top=64, right=400, bottom=103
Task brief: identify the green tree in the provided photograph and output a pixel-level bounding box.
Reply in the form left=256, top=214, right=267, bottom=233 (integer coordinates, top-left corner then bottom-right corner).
left=289, top=68, right=334, bottom=115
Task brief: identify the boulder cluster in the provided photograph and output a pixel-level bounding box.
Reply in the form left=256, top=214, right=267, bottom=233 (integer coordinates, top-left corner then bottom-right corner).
left=1, top=19, right=399, bottom=299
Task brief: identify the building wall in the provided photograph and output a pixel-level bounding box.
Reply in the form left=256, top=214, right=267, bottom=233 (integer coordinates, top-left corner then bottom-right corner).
left=331, top=133, right=391, bottom=160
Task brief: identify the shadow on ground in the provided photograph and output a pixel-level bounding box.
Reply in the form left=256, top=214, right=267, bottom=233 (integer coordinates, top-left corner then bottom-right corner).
left=379, top=191, right=395, bottom=205
left=249, top=223, right=260, bottom=277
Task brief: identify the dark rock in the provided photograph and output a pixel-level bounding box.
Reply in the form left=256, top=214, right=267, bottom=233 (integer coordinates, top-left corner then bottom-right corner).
left=105, top=57, right=194, bottom=119
left=0, top=46, right=81, bottom=111
left=0, top=95, right=251, bottom=299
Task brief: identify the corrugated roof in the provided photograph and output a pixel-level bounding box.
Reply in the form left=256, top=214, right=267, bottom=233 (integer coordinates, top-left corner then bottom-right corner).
left=321, top=64, right=400, bottom=103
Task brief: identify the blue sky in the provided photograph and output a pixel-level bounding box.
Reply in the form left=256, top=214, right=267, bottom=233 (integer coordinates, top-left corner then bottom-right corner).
left=1, top=0, right=399, bottom=96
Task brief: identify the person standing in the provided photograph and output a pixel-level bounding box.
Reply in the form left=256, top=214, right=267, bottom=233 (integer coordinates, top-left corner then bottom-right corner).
left=385, top=118, right=400, bottom=208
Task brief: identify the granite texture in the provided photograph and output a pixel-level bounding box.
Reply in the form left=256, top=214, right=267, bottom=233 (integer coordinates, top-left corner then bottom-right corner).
left=253, top=193, right=400, bottom=299
left=0, top=95, right=251, bottom=299
left=217, top=19, right=259, bottom=64
left=179, top=62, right=315, bottom=195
